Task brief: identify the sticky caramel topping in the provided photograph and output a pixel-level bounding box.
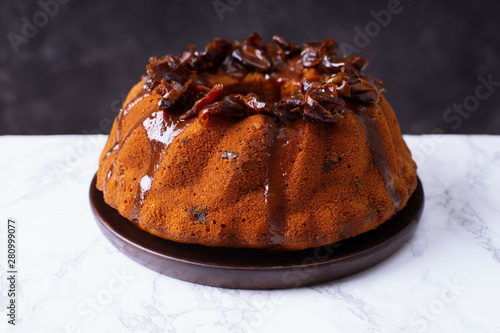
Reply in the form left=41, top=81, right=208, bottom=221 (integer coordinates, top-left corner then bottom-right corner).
left=141, top=32, right=385, bottom=124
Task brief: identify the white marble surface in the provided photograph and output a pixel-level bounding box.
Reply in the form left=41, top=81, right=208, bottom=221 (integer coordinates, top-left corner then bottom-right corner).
left=1, top=134, right=500, bottom=333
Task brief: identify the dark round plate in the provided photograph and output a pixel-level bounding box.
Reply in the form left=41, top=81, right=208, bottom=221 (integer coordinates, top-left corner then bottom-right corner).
left=90, top=174, right=424, bottom=289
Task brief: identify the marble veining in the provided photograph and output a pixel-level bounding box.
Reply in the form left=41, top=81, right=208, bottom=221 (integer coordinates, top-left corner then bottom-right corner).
left=1, top=135, right=500, bottom=333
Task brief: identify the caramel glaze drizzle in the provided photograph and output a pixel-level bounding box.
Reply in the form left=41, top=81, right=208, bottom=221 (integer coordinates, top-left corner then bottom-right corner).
left=265, top=117, right=305, bottom=248
left=344, top=101, right=402, bottom=211
left=101, top=32, right=401, bottom=245
left=129, top=112, right=195, bottom=221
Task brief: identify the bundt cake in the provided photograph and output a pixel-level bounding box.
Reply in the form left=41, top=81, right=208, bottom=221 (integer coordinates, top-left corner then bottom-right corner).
left=96, top=33, right=417, bottom=251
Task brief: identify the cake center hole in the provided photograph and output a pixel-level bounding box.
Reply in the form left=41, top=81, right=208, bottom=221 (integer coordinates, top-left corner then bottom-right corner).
left=200, top=72, right=300, bottom=104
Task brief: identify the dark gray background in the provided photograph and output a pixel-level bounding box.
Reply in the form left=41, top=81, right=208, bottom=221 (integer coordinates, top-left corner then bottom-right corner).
left=1, top=0, right=499, bottom=135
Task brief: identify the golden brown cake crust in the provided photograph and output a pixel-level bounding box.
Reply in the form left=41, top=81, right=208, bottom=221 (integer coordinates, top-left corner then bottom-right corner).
left=96, top=33, right=417, bottom=251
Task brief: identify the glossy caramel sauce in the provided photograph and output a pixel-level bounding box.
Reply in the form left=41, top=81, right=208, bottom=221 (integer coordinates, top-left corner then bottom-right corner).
left=345, top=101, right=401, bottom=211
left=265, top=117, right=305, bottom=247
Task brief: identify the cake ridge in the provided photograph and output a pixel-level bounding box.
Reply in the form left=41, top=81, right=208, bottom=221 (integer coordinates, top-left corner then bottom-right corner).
left=103, top=90, right=152, bottom=162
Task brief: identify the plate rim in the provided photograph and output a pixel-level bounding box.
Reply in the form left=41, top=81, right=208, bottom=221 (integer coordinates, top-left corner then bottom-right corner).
left=90, top=174, right=424, bottom=289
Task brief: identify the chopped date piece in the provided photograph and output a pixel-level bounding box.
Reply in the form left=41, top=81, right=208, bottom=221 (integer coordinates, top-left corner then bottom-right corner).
left=336, top=81, right=353, bottom=99
left=158, top=80, right=195, bottom=110
left=301, top=45, right=321, bottom=68
left=147, top=56, right=193, bottom=85
left=198, top=99, right=248, bottom=123
left=179, top=45, right=196, bottom=65
left=321, top=55, right=370, bottom=73
left=344, top=55, right=370, bottom=71
left=301, top=39, right=339, bottom=68
left=242, top=93, right=269, bottom=113
left=221, top=52, right=249, bottom=78
left=232, top=44, right=272, bottom=72
left=244, top=31, right=263, bottom=47
left=272, top=35, right=301, bottom=59
left=188, top=38, right=234, bottom=71
left=320, top=38, right=339, bottom=56
left=303, top=94, right=341, bottom=123
left=342, top=63, right=383, bottom=90
left=306, top=91, right=344, bottom=107
left=337, top=78, right=379, bottom=103
left=325, top=73, right=343, bottom=86
left=302, top=79, right=337, bottom=94
left=222, top=94, right=244, bottom=104
left=141, top=74, right=157, bottom=90
left=320, top=56, right=346, bottom=72
left=180, top=84, right=224, bottom=120
left=349, top=82, right=379, bottom=103
left=272, top=97, right=304, bottom=116
left=203, top=39, right=233, bottom=64
left=149, top=56, right=163, bottom=64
